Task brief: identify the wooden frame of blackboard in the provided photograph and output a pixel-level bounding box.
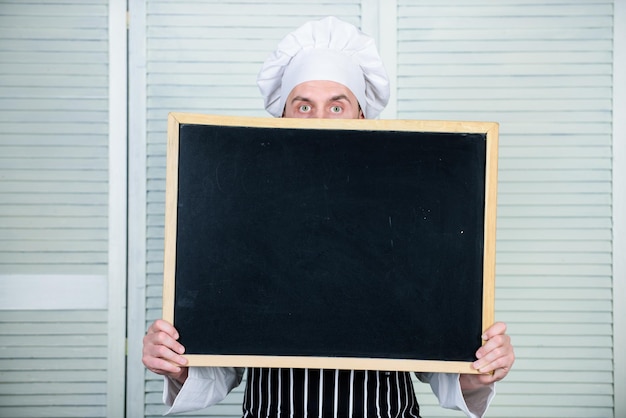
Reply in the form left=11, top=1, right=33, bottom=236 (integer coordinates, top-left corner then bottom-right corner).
left=163, top=112, right=498, bottom=374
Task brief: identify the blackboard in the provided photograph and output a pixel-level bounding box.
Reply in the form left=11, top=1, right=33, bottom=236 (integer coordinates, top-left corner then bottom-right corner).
left=163, top=113, right=498, bottom=374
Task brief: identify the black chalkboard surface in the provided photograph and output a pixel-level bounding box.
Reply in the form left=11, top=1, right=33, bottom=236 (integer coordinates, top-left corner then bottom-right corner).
left=163, top=113, right=498, bottom=374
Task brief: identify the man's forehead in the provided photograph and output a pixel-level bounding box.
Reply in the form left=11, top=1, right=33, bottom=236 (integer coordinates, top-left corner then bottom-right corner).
left=288, top=81, right=357, bottom=101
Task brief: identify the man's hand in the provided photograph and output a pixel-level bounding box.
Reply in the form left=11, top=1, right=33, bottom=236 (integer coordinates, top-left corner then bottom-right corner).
left=142, top=319, right=189, bottom=384
left=460, top=322, right=515, bottom=391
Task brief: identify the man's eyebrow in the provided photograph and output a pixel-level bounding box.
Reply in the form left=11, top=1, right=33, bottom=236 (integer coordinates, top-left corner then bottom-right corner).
left=290, top=95, right=353, bottom=104
left=330, top=94, right=351, bottom=102
left=290, top=96, right=312, bottom=104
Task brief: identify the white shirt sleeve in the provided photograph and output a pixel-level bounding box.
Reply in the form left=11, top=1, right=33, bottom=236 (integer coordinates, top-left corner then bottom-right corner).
left=162, top=367, right=245, bottom=415
left=416, top=372, right=495, bottom=418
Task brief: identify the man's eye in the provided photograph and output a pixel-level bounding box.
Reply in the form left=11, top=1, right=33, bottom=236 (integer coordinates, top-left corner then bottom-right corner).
left=330, top=106, right=342, bottom=113
left=299, top=105, right=311, bottom=112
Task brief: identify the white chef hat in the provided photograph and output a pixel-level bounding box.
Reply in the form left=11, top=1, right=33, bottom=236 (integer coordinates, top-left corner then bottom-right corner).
left=257, top=16, right=390, bottom=119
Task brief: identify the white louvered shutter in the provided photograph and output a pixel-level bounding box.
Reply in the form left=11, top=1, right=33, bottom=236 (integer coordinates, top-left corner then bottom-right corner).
left=141, top=2, right=362, bottom=416
left=0, top=1, right=118, bottom=417
left=397, top=2, right=614, bottom=417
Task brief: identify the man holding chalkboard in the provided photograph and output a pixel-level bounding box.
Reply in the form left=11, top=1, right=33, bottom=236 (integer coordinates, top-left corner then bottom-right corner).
left=143, top=16, right=514, bottom=417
